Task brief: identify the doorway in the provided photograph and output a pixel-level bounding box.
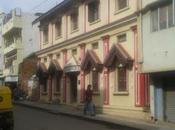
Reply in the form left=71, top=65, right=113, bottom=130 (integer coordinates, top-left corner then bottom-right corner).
left=164, top=77, right=175, bottom=123
left=69, top=73, right=78, bottom=103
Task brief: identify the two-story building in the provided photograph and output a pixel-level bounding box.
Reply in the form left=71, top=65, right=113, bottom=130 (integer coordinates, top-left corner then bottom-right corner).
left=2, top=8, right=40, bottom=90
left=141, top=0, right=175, bottom=123
left=34, top=0, right=150, bottom=120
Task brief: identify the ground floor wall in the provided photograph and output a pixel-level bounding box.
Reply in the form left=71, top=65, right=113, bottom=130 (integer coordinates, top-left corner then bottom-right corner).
left=39, top=70, right=150, bottom=120
left=150, top=73, right=175, bottom=123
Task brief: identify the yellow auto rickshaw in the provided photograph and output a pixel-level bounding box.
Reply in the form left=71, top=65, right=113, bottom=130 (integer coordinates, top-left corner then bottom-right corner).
left=0, top=86, right=14, bottom=130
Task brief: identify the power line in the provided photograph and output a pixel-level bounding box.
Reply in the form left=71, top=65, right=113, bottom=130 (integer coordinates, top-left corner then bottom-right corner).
left=30, top=0, right=62, bottom=12
left=30, top=0, right=50, bottom=12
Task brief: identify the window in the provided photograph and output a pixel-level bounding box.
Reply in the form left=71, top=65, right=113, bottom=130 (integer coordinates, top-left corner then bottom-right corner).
left=117, top=34, right=127, bottom=43
left=92, top=42, right=98, bottom=49
left=49, top=54, right=53, bottom=60
left=88, top=1, right=99, bottom=23
left=151, top=1, right=175, bottom=32
left=15, top=8, right=21, bottom=16
left=168, top=4, right=174, bottom=27
left=56, top=53, right=60, bottom=59
left=151, top=9, right=158, bottom=32
left=117, top=67, right=127, bottom=92
left=72, top=49, right=77, bottom=55
left=115, top=0, right=128, bottom=11
left=71, top=9, right=78, bottom=31
left=159, top=6, right=167, bottom=30
left=55, top=19, right=62, bottom=37
left=43, top=26, right=48, bottom=43
left=91, top=70, right=99, bottom=91
left=44, top=58, right=47, bottom=63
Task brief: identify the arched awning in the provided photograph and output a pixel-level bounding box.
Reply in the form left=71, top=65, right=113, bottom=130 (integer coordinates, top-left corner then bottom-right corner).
left=81, top=50, right=102, bottom=71
left=36, top=62, right=48, bottom=79
left=48, top=59, right=62, bottom=76
left=104, top=44, right=133, bottom=68
left=64, top=56, right=80, bottom=73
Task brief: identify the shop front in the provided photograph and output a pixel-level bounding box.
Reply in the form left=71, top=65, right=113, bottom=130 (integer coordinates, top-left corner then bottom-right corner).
left=151, top=72, right=175, bottom=123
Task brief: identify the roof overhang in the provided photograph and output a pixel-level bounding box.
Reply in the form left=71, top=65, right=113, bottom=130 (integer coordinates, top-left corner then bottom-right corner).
left=48, top=60, right=63, bottom=76
left=81, top=50, right=102, bottom=71
left=104, top=44, right=133, bottom=68
left=36, top=62, right=48, bottom=78
left=140, top=0, right=172, bottom=14
left=64, top=57, right=80, bottom=73
left=32, top=0, right=72, bottom=25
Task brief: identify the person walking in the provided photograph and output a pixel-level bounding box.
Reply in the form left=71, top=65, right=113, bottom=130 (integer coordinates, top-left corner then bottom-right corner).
left=83, top=84, right=95, bottom=116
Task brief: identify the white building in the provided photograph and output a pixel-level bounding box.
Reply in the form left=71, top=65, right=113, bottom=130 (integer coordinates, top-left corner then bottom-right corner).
left=2, top=8, right=40, bottom=89
left=141, top=0, right=175, bottom=123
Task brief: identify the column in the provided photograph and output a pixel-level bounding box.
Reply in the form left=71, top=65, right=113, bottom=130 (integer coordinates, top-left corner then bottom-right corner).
left=131, top=26, right=150, bottom=107
left=39, top=26, right=43, bottom=50
left=102, top=35, right=110, bottom=105
left=79, top=43, right=86, bottom=102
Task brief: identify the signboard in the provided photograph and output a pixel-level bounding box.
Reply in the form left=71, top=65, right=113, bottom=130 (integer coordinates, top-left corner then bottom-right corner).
left=5, top=76, right=18, bottom=82
left=64, top=65, right=80, bottom=73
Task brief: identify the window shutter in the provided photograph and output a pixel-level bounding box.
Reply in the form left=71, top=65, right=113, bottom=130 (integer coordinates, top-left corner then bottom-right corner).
left=118, top=67, right=127, bottom=91
left=92, top=71, right=98, bottom=91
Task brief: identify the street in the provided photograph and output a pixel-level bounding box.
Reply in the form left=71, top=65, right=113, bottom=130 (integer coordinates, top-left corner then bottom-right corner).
left=14, top=106, right=122, bottom=130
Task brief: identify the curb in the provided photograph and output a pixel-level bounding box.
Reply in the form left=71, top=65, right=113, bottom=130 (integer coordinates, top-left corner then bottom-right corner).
left=14, top=102, right=162, bottom=130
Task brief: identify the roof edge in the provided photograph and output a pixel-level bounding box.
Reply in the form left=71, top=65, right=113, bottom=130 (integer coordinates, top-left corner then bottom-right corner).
left=32, top=0, right=71, bottom=25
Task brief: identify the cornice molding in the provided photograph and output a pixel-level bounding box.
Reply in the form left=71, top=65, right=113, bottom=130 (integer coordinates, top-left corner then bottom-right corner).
left=36, top=13, right=137, bottom=56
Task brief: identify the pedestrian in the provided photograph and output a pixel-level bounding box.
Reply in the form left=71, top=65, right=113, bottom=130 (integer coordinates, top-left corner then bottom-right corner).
left=83, top=84, right=95, bottom=116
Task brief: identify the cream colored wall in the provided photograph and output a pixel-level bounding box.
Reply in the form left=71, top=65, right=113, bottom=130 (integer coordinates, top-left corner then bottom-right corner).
left=37, top=0, right=142, bottom=113
left=109, top=0, right=138, bottom=23
left=109, top=67, right=135, bottom=109
left=40, top=0, right=137, bottom=50
left=38, top=22, right=138, bottom=109
left=81, top=25, right=136, bottom=109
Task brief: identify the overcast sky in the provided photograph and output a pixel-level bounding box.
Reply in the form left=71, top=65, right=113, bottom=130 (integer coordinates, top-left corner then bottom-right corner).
left=0, top=0, right=63, bottom=13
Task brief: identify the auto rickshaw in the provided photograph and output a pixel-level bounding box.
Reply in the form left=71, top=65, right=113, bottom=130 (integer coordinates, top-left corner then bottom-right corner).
left=0, top=86, right=14, bottom=130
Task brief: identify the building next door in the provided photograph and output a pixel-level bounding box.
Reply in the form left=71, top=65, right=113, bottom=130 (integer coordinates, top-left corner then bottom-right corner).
left=164, top=77, right=175, bottom=123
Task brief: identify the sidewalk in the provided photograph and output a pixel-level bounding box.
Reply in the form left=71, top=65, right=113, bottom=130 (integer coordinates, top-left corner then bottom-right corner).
left=14, top=101, right=175, bottom=130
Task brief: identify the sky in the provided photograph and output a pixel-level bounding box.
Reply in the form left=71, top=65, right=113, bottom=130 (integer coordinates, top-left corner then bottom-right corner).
left=0, top=0, right=63, bottom=13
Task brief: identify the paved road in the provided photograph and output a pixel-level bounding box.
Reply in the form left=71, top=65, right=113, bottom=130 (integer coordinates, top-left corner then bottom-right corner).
left=14, top=106, right=122, bottom=130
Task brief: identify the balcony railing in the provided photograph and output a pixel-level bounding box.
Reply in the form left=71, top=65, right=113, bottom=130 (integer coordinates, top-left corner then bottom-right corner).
left=4, top=62, right=18, bottom=76
left=2, top=16, right=22, bottom=35
left=4, top=43, right=17, bottom=54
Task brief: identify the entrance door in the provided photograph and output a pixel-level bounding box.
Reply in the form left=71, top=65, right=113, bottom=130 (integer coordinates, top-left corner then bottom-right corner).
left=164, top=78, right=175, bottom=123
left=69, top=74, right=77, bottom=103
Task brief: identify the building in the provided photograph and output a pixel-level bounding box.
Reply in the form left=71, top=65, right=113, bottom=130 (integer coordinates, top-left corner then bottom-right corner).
left=18, top=53, right=38, bottom=96
left=141, top=0, right=175, bottom=123
left=2, top=8, right=40, bottom=90
left=34, top=0, right=150, bottom=119
left=0, top=11, right=5, bottom=85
